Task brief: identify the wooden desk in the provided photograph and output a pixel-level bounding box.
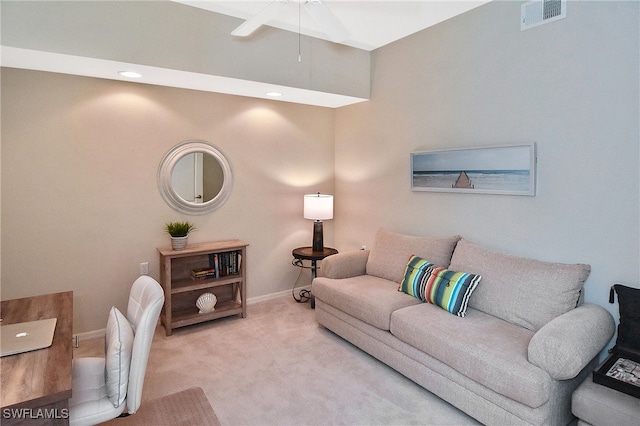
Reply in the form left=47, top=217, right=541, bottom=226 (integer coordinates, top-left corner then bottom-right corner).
left=1, top=291, right=73, bottom=425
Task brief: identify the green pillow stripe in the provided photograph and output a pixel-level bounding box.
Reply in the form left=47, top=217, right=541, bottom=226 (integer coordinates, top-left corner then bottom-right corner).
left=399, top=255, right=435, bottom=300
left=425, top=267, right=481, bottom=317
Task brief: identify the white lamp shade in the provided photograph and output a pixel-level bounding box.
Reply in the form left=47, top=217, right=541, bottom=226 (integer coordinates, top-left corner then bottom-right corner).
left=304, top=194, right=333, bottom=220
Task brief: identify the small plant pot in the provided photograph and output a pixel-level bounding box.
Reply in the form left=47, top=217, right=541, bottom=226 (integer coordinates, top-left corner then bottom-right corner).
left=171, top=236, right=188, bottom=251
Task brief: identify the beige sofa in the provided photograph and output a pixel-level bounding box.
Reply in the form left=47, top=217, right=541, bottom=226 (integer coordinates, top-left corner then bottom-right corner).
left=312, top=229, right=615, bottom=426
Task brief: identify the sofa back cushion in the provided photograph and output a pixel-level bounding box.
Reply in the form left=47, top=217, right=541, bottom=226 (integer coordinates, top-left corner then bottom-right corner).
left=448, top=239, right=590, bottom=331
left=366, top=228, right=461, bottom=283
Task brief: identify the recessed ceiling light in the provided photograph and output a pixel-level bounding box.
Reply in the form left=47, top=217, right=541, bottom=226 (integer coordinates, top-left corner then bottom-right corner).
left=118, top=71, right=142, bottom=78
left=266, top=91, right=283, bottom=97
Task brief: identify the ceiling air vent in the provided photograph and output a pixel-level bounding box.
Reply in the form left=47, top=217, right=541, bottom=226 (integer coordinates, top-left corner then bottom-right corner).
left=521, top=0, right=566, bottom=31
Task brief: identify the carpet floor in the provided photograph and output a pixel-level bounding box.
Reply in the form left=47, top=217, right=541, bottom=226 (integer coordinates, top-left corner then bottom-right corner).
left=75, top=296, right=480, bottom=425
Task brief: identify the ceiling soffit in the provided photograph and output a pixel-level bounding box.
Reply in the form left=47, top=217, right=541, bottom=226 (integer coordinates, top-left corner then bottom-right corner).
left=0, top=1, right=370, bottom=107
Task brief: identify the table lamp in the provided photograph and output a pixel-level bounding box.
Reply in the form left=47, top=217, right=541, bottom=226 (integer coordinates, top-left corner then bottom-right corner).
left=304, top=193, right=333, bottom=252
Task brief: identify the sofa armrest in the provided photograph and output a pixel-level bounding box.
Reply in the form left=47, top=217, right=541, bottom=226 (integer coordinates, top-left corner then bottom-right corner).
left=321, top=250, right=370, bottom=279
left=528, top=303, right=615, bottom=380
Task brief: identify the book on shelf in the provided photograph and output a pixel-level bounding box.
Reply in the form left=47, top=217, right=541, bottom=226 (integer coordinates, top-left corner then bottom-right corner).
left=192, top=251, right=242, bottom=281
left=210, top=251, right=242, bottom=277
left=191, top=267, right=216, bottom=281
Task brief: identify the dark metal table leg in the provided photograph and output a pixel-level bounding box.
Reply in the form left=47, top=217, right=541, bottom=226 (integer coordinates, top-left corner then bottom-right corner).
left=310, top=259, right=317, bottom=309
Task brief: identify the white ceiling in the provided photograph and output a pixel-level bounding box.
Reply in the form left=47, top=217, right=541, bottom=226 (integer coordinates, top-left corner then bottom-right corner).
left=1, top=1, right=491, bottom=107
left=174, top=1, right=491, bottom=51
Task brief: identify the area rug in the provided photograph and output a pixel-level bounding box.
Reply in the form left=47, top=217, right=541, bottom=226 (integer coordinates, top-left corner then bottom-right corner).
left=103, top=387, right=220, bottom=426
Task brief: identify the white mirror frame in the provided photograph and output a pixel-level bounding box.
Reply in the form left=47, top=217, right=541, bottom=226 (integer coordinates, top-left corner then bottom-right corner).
left=158, top=140, right=233, bottom=215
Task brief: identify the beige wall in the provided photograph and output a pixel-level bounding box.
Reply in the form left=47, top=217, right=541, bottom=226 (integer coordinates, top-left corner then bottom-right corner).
left=2, top=1, right=639, bottom=345
left=1, top=69, right=334, bottom=332
left=334, top=0, right=640, bottom=344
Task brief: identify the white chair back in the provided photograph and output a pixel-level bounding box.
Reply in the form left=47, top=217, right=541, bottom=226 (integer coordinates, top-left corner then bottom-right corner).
left=125, top=275, right=164, bottom=414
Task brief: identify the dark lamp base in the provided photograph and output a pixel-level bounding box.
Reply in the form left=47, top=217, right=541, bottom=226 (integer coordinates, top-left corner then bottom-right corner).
left=312, top=221, right=324, bottom=252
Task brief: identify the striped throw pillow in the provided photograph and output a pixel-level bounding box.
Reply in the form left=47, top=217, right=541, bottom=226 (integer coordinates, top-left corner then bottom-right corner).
left=424, top=267, right=481, bottom=317
left=399, top=255, right=436, bottom=300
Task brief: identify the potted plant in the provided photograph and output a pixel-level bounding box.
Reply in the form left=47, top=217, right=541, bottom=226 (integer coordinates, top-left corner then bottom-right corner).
left=165, top=221, right=196, bottom=251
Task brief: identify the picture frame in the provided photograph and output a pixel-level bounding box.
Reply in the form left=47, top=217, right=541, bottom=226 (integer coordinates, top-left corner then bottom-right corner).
left=411, top=143, right=536, bottom=196
left=593, top=346, right=640, bottom=399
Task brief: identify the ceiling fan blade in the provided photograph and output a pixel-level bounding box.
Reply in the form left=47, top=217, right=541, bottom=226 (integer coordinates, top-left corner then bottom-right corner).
left=304, top=0, right=348, bottom=43
left=231, top=1, right=288, bottom=37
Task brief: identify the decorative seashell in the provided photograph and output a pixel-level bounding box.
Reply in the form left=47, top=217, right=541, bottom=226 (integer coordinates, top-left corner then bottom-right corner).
left=196, top=292, right=217, bottom=314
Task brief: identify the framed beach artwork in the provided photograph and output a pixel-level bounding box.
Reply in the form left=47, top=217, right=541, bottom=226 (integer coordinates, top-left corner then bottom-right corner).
left=411, top=143, right=536, bottom=196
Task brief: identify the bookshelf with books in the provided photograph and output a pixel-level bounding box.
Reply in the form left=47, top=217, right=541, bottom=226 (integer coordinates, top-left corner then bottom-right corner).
left=158, top=240, right=248, bottom=336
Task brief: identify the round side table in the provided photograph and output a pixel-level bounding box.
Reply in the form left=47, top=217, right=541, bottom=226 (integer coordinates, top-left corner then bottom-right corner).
left=291, top=246, right=338, bottom=307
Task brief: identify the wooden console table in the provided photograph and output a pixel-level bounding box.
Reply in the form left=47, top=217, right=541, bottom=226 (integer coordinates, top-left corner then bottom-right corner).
left=1, top=291, right=73, bottom=425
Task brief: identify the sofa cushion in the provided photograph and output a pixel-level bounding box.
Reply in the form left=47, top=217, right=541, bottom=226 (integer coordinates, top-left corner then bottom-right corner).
left=312, top=275, right=421, bottom=330
left=366, top=228, right=461, bottom=283
left=390, top=304, right=550, bottom=409
left=399, top=255, right=436, bottom=299
left=449, top=239, right=590, bottom=331
left=610, top=284, right=640, bottom=350
left=423, top=267, right=481, bottom=317
left=399, top=255, right=481, bottom=317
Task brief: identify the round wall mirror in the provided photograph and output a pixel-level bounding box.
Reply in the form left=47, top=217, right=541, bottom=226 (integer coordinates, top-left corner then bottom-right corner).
left=158, top=140, right=233, bottom=215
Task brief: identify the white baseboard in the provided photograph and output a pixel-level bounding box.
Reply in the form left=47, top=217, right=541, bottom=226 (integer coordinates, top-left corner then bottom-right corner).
left=74, top=288, right=309, bottom=340
left=247, top=288, right=302, bottom=304
left=74, top=328, right=106, bottom=342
